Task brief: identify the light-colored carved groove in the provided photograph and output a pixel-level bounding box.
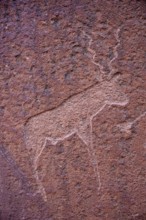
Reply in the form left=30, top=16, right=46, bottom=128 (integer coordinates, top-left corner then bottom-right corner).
left=33, top=130, right=77, bottom=202
left=82, top=30, right=106, bottom=78
left=117, top=111, right=146, bottom=133
left=82, top=26, right=122, bottom=79
left=25, top=26, right=128, bottom=202
left=132, top=111, right=146, bottom=124
left=32, top=100, right=129, bottom=201
left=108, top=27, right=122, bottom=77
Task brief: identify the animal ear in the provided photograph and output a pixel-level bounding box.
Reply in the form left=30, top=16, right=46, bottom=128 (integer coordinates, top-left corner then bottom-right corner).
left=97, top=70, right=123, bottom=83
left=108, top=71, right=123, bottom=83
left=45, top=138, right=58, bottom=146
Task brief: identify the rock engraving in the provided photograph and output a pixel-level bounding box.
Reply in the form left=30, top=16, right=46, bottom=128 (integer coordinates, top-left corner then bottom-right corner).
left=83, top=26, right=122, bottom=79
left=25, top=27, right=128, bottom=201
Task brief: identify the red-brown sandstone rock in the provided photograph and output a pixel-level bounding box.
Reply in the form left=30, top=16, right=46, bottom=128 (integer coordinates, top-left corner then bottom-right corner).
left=0, top=0, right=146, bottom=219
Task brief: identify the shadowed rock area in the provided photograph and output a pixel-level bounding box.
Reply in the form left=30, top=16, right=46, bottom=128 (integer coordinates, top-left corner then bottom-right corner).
left=0, top=0, right=146, bottom=219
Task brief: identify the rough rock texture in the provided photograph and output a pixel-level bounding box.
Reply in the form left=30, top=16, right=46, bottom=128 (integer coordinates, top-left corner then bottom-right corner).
left=0, top=0, right=146, bottom=219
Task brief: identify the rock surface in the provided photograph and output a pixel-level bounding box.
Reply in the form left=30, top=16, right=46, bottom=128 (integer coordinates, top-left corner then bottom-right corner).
left=0, top=0, right=146, bottom=219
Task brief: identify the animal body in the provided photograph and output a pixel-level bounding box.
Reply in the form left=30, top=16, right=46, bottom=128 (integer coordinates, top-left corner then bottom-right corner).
left=25, top=27, right=127, bottom=201
left=25, top=78, right=128, bottom=201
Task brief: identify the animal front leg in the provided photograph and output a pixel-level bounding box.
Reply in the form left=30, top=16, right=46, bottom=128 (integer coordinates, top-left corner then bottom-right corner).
left=78, top=121, right=101, bottom=190
left=89, top=119, right=101, bottom=191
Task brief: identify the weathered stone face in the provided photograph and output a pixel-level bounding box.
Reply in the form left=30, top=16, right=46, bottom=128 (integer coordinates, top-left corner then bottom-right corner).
left=0, top=0, right=146, bottom=219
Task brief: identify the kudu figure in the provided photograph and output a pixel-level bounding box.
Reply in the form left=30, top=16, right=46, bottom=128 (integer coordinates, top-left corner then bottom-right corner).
left=25, top=27, right=128, bottom=201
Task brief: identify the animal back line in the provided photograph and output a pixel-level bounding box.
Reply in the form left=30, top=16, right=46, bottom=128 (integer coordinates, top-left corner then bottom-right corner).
left=24, top=81, right=99, bottom=126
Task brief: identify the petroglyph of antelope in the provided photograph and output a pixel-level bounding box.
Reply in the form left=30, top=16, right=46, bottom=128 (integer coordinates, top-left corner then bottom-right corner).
left=25, top=27, right=128, bottom=201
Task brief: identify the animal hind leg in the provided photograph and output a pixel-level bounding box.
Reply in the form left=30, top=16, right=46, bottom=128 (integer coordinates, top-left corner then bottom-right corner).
left=32, top=136, right=49, bottom=202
